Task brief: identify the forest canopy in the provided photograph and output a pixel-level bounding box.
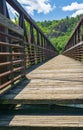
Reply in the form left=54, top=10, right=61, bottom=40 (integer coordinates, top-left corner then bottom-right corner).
left=36, top=15, right=81, bottom=53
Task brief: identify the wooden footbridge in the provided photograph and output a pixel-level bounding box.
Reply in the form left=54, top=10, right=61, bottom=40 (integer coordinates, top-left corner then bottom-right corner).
left=0, top=0, right=83, bottom=129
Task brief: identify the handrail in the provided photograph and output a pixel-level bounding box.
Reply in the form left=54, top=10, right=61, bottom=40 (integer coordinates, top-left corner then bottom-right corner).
left=0, top=0, right=58, bottom=91
left=0, top=13, right=24, bottom=36
left=63, top=16, right=83, bottom=61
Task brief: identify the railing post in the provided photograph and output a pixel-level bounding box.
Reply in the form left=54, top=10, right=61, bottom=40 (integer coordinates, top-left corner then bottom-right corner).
left=0, top=0, right=8, bottom=42
left=78, top=26, right=80, bottom=43
left=36, top=31, right=39, bottom=63
left=43, top=37, right=46, bottom=60
left=30, top=24, right=35, bottom=65
left=42, top=37, right=44, bottom=61
left=19, top=13, right=26, bottom=77
left=0, top=0, right=7, bottom=15
left=41, top=34, right=43, bottom=61
left=40, top=34, right=42, bottom=62
left=30, top=24, right=34, bottom=44
left=19, top=14, right=24, bottom=29
left=37, top=31, right=39, bottom=45
left=39, top=34, right=41, bottom=62
left=0, top=0, right=9, bottom=86
left=82, top=21, right=83, bottom=41
left=74, top=31, right=76, bottom=45
left=38, top=33, right=41, bottom=62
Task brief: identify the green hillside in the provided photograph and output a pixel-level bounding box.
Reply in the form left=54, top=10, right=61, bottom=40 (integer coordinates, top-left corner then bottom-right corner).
left=37, top=15, right=81, bottom=53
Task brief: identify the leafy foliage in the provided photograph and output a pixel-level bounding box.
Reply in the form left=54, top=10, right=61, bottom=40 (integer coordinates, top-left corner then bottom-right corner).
left=36, top=15, right=81, bottom=53
left=13, top=14, right=82, bottom=53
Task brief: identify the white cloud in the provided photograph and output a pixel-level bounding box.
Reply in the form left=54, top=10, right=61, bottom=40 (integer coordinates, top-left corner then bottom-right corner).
left=62, top=2, right=83, bottom=11
left=71, top=9, right=83, bottom=17
left=62, top=2, right=83, bottom=17
left=17, top=0, right=56, bottom=15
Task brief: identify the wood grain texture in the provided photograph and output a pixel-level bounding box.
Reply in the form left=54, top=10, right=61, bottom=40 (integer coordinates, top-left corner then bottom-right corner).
left=0, top=115, right=83, bottom=127
left=0, top=55, right=83, bottom=104
left=0, top=13, right=24, bottom=36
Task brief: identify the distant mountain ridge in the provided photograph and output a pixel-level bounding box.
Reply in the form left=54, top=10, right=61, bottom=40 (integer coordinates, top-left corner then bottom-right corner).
left=37, top=15, right=82, bottom=53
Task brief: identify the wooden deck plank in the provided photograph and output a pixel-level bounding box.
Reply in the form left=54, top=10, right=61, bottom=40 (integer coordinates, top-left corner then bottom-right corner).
left=0, top=55, right=83, bottom=104
left=0, top=115, right=83, bottom=127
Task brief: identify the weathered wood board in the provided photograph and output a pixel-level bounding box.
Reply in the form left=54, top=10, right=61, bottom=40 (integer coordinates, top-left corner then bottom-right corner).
left=0, top=115, right=83, bottom=127
left=0, top=55, right=83, bottom=104
left=0, top=13, right=24, bottom=36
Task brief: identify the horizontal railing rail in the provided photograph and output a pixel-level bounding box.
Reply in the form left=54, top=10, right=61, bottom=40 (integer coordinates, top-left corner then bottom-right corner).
left=0, top=0, right=58, bottom=92
left=63, top=16, right=83, bottom=61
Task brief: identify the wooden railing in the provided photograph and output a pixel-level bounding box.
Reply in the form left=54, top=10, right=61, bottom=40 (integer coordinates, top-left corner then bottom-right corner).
left=63, top=16, right=83, bottom=61
left=0, top=0, right=58, bottom=91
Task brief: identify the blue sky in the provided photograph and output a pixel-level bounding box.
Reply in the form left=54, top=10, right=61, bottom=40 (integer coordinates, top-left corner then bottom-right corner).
left=31, top=0, right=83, bottom=21
left=7, top=0, right=83, bottom=21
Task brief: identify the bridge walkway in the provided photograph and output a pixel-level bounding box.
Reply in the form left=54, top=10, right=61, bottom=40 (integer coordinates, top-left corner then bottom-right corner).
left=1, top=55, right=83, bottom=104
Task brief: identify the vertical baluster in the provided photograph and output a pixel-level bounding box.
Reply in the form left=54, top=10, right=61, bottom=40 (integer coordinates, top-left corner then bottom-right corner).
left=30, top=24, right=35, bottom=65
left=41, top=34, right=43, bottom=61
left=82, top=21, right=83, bottom=41
left=78, top=26, right=80, bottom=43
left=0, top=0, right=9, bottom=85
left=74, top=31, right=76, bottom=45
left=19, top=13, right=25, bottom=77
left=39, top=33, right=41, bottom=63
left=43, top=37, right=45, bottom=60
left=37, top=30, right=39, bottom=63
